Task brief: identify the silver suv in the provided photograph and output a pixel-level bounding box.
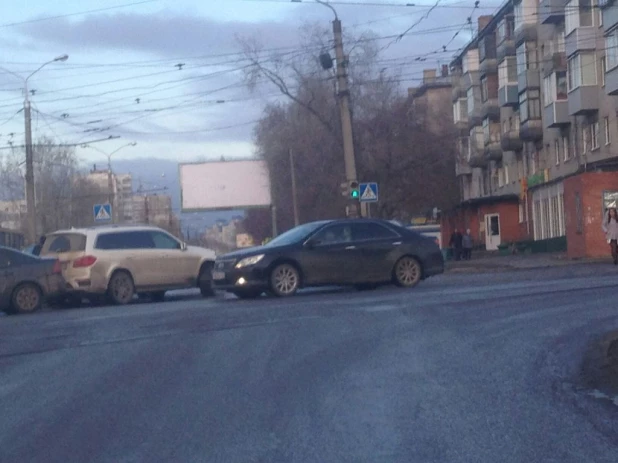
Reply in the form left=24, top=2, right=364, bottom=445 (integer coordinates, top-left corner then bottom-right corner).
left=40, top=225, right=216, bottom=305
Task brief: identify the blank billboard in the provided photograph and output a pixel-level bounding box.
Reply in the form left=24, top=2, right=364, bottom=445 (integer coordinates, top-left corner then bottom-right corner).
left=179, top=159, right=272, bottom=211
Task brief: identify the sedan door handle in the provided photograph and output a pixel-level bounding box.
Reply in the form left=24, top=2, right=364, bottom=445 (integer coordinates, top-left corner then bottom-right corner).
left=392, top=241, right=402, bottom=246
left=345, top=245, right=356, bottom=250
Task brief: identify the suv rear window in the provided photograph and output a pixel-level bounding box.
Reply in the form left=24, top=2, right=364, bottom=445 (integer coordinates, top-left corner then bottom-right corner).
left=41, top=233, right=87, bottom=254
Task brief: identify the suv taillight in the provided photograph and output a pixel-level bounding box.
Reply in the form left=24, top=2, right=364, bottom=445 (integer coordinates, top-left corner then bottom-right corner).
left=73, top=255, right=97, bottom=268
left=52, top=260, right=62, bottom=274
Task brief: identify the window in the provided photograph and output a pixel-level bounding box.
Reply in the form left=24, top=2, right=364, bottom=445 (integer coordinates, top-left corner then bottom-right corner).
left=563, top=135, right=570, bottom=160
left=453, top=98, right=467, bottom=122
left=309, top=223, right=353, bottom=245
left=605, top=116, right=611, bottom=145
left=555, top=139, right=560, bottom=165
left=516, top=42, right=537, bottom=76
left=482, top=117, right=490, bottom=143
left=351, top=223, right=398, bottom=241
left=519, top=203, right=525, bottom=223
left=514, top=1, right=524, bottom=31
left=95, top=231, right=155, bottom=250
left=498, top=57, right=517, bottom=87
left=567, top=53, right=597, bottom=90
left=606, top=31, right=618, bottom=69
left=601, top=56, right=606, bottom=86
left=497, top=16, right=514, bottom=43
left=467, top=88, right=475, bottom=115
left=591, top=118, right=600, bottom=150
left=481, top=76, right=488, bottom=102
left=42, top=233, right=87, bottom=254
left=151, top=232, right=181, bottom=249
left=582, top=125, right=589, bottom=153
left=565, top=0, right=596, bottom=36
left=519, top=89, right=541, bottom=122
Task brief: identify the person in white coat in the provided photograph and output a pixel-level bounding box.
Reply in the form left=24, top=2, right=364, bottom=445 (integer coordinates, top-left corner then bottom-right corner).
left=602, top=207, right=618, bottom=265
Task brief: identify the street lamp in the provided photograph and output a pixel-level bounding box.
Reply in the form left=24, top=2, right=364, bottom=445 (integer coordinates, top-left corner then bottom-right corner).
left=82, top=142, right=137, bottom=223
left=0, top=54, right=69, bottom=243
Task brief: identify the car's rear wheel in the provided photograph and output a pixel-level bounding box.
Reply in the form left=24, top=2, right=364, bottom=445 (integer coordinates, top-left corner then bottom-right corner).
left=107, top=271, right=135, bottom=305
left=393, top=256, right=422, bottom=288
left=269, top=263, right=300, bottom=297
left=233, top=289, right=263, bottom=299
left=11, top=283, right=43, bottom=314
left=198, top=262, right=215, bottom=297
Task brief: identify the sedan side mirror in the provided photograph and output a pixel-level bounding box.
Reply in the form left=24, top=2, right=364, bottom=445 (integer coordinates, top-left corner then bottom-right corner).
left=305, top=238, right=320, bottom=249
left=180, top=241, right=187, bottom=251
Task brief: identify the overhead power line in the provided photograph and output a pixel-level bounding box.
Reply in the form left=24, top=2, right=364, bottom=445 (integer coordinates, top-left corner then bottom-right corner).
left=0, top=0, right=162, bottom=28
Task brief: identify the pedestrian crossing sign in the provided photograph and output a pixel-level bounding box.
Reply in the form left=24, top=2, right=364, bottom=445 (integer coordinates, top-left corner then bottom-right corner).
left=94, top=203, right=112, bottom=222
left=359, top=182, right=378, bottom=203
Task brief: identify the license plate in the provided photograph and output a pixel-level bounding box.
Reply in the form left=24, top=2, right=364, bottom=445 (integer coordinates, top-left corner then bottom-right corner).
left=212, top=271, right=225, bottom=280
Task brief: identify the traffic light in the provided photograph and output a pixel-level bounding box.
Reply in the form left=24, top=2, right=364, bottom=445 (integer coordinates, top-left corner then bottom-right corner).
left=341, top=181, right=360, bottom=199
left=349, top=181, right=359, bottom=199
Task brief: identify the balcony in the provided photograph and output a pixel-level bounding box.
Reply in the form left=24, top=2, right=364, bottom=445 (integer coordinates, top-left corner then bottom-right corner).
left=565, top=27, right=596, bottom=57
left=484, top=124, right=502, bottom=161
left=606, top=65, right=618, bottom=95
left=518, top=69, right=540, bottom=90
left=514, top=22, right=537, bottom=45
left=481, top=97, right=500, bottom=119
left=542, top=51, right=567, bottom=77
left=462, top=70, right=480, bottom=89
left=456, top=161, right=472, bottom=176
left=497, top=37, right=515, bottom=61
left=543, top=100, right=570, bottom=127
left=498, top=84, right=519, bottom=106
left=603, top=3, right=618, bottom=32
left=567, top=87, right=599, bottom=115
left=538, top=0, right=567, bottom=24
left=469, top=137, right=488, bottom=167
left=501, top=127, right=524, bottom=151
left=451, top=74, right=465, bottom=101
left=520, top=119, right=543, bottom=140
left=454, top=119, right=468, bottom=133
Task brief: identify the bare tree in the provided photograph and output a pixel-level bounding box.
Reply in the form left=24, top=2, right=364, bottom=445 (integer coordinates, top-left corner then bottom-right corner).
left=240, top=22, right=458, bottom=233
left=0, top=137, right=106, bottom=235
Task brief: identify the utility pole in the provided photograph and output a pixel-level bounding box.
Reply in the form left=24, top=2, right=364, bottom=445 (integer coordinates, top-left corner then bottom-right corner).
left=107, top=155, right=115, bottom=223
left=289, top=148, right=299, bottom=227
left=23, top=89, right=36, bottom=243
left=317, top=1, right=361, bottom=218
left=1, top=54, right=69, bottom=243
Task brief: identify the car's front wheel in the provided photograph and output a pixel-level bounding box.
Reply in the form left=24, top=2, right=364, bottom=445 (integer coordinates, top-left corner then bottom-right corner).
left=107, top=271, right=135, bottom=305
left=269, top=263, right=300, bottom=297
left=392, top=256, right=422, bottom=288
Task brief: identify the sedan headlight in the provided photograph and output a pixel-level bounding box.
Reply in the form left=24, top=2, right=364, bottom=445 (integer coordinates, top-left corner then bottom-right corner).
left=235, top=254, right=265, bottom=269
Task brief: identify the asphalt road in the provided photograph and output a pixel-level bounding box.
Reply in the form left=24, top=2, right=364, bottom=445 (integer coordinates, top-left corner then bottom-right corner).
left=2, top=264, right=618, bottom=463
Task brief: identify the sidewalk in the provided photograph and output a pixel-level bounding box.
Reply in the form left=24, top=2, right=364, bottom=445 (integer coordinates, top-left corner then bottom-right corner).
left=445, top=251, right=611, bottom=273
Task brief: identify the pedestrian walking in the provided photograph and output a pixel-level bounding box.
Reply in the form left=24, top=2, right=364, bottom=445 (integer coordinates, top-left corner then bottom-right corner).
left=32, top=235, right=46, bottom=256
left=602, top=207, right=618, bottom=265
left=449, top=228, right=463, bottom=261
left=462, top=229, right=473, bottom=260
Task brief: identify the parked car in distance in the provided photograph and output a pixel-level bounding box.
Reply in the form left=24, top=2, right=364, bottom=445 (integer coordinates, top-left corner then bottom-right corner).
left=0, top=246, right=65, bottom=314
left=212, top=218, right=444, bottom=299
left=39, top=225, right=216, bottom=305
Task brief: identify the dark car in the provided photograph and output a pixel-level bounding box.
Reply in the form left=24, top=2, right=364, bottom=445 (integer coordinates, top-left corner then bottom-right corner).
left=212, top=218, right=444, bottom=299
left=0, top=246, right=66, bottom=314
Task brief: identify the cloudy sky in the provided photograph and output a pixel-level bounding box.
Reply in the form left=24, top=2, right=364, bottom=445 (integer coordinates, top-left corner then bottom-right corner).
left=0, top=0, right=497, bottom=167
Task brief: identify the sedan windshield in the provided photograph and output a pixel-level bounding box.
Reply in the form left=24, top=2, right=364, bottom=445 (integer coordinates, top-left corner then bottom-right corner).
left=266, top=221, right=329, bottom=247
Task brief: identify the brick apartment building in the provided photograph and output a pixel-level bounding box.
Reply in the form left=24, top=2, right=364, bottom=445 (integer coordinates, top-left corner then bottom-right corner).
left=443, top=1, right=618, bottom=257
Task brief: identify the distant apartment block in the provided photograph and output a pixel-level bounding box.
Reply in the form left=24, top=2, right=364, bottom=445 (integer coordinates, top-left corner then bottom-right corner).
left=87, top=166, right=134, bottom=222
left=0, top=200, right=26, bottom=231
left=444, top=2, right=618, bottom=258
